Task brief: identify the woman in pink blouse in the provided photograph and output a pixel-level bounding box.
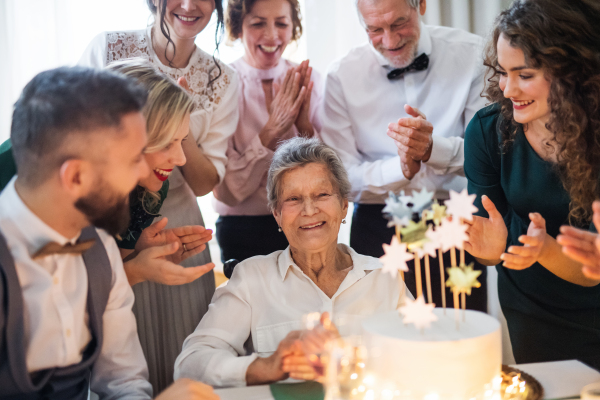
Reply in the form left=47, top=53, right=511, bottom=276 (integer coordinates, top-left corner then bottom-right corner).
left=213, top=0, right=322, bottom=262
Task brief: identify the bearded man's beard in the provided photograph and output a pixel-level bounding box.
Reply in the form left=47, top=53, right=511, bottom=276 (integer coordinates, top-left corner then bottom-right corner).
left=75, top=185, right=131, bottom=236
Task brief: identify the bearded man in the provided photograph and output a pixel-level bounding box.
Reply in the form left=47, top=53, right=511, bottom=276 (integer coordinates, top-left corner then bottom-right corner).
left=0, top=67, right=154, bottom=399
left=320, top=0, right=488, bottom=310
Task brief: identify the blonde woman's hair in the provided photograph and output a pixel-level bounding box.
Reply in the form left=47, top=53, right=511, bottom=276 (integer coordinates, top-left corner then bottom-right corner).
left=107, top=59, right=193, bottom=154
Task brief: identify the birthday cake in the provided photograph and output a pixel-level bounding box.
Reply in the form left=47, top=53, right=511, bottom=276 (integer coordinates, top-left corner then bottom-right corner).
left=363, top=188, right=503, bottom=399
left=362, top=309, right=501, bottom=399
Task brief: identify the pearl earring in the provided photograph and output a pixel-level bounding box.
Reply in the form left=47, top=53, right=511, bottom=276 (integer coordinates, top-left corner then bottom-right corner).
left=278, top=227, right=282, bottom=232
left=342, top=219, right=347, bottom=224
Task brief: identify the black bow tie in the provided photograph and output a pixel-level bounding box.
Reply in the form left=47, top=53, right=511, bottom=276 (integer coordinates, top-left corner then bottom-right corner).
left=387, top=53, right=429, bottom=80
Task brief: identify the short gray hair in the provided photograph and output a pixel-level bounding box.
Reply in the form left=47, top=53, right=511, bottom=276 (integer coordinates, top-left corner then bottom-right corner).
left=356, top=0, right=420, bottom=10
left=267, top=137, right=351, bottom=212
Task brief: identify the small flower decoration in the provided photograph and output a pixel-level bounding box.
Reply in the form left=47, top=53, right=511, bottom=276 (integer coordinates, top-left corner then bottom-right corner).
left=399, top=295, right=438, bottom=330
left=445, top=189, right=478, bottom=222
left=445, top=263, right=482, bottom=295
left=380, top=236, right=414, bottom=278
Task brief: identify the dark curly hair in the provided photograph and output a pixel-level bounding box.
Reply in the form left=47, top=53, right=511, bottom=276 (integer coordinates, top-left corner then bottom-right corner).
left=225, top=0, right=303, bottom=43
left=483, top=0, right=600, bottom=222
left=146, top=0, right=225, bottom=86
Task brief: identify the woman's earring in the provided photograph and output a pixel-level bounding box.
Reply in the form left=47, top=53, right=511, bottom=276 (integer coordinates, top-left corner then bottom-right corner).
left=342, top=219, right=347, bottom=224
left=278, top=226, right=282, bottom=232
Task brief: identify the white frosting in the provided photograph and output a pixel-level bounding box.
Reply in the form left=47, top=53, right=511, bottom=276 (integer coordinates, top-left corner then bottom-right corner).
left=362, top=309, right=502, bottom=399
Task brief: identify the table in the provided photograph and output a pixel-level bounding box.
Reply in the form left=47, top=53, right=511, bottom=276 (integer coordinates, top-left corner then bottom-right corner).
left=214, top=360, right=600, bottom=400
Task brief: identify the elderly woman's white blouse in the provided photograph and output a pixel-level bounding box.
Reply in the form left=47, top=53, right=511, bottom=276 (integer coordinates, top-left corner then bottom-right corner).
left=173, top=244, right=409, bottom=387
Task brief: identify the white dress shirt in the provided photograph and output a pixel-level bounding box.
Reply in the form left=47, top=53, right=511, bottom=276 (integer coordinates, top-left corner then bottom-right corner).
left=320, top=23, right=486, bottom=203
left=174, top=244, right=409, bottom=388
left=0, top=178, right=152, bottom=399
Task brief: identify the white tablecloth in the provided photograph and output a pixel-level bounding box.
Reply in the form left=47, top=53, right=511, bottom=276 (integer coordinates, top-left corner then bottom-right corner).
left=214, top=360, right=600, bottom=400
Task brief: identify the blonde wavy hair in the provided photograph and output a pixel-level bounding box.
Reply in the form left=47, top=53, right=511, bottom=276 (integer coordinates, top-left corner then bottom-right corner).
left=107, top=59, right=193, bottom=208
left=107, top=59, right=193, bottom=154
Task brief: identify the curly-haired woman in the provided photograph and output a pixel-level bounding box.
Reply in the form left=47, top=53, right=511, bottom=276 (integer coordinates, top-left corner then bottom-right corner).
left=463, top=0, right=600, bottom=368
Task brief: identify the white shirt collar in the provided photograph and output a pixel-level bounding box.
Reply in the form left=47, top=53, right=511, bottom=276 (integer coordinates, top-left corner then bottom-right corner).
left=276, top=243, right=383, bottom=282
left=0, top=177, right=80, bottom=254
left=370, top=21, right=432, bottom=68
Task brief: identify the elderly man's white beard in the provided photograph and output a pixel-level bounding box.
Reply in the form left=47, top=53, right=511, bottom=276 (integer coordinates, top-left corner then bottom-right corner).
left=373, top=40, right=419, bottom=69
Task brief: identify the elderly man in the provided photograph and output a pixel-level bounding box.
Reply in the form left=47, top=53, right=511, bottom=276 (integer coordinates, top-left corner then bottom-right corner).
left=320, top=0, right=488, bottom=310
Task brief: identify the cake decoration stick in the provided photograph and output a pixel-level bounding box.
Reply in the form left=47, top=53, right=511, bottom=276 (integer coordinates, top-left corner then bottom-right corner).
left=461, top=291, right=466, bottom=322
left=453, top=290, right=460, bottom=329
left=415, top=256, right=423, bottom=298
left=438, top=249, right=446, bottom=312
left=424, top=255, right=432, bottom=304
left=460, top=248, right=466, bottom=267
left=450, top=247, right=457, bottom=268
left=395, top=225, right=404, bottom=282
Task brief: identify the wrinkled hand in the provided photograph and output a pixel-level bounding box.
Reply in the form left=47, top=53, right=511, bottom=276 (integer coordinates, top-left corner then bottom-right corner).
left=558, top=200, right=600, bottom=279
left=285, top=312, right=339, bottom=380
left=463, top=195, right=508, bottom=264
left=125, top=242, right=215, bottom=286
left=260, top=68, right=307, bottom=150
left=387, top=105, right=434, bottom=180
left=155, top=378, right=219, bottom=400
left=500, top=213, right=546, bottom=270
left=246, top=331, right=304, bottom=385
left=294, top=60, right=315, bottom=137
left=135, top=217, right=212, bottom=264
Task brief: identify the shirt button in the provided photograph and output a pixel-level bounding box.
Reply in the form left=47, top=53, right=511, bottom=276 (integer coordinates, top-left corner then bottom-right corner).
left=66, top=329, right=71, bottom=337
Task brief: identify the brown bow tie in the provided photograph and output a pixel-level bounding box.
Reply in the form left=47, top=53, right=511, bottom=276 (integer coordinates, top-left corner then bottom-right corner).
left=32, top=239, right=96, bottom=260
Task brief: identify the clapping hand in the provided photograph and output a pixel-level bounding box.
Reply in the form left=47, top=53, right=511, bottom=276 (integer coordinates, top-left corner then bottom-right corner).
left=294, top=60, right=315, bottom=137
left=387, top=104, right=434, bottom=180
left=260, top=62, right=309, bottom=150
left=463, top=195, right=508, bottom=265
left=136, top=217, right=213, bottom=265
left=500, top=213, right=546, bottom=270
left=558, top=201, right=600, bottom=279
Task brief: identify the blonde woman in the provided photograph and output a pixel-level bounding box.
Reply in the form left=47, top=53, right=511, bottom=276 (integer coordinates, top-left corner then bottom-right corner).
left=103, top=60, right=218, bottom=393
left=79, top=1, right=239, bottom=390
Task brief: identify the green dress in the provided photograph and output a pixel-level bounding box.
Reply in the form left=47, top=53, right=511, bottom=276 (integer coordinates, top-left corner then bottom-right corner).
left=0, top=140, right=17, bottom=189
left=464, top=105, right=600, bottom=369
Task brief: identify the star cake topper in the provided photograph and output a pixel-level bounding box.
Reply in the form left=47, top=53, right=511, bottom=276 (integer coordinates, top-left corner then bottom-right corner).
left=409, top=188, right=434, bottom=213
left=445, top=189, right=478, bottom=222
left=383, top=191, right=412, bottom=228
left=436, top=217, right=468, bottom=251
left=445, top=263, right=482, bottom=295
left=399, top=295, right=438, bottom=330
left=380, top=236, right=414, bottom=278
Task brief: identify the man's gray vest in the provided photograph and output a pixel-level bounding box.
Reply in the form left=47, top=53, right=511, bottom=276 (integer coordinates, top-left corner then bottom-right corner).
left=0, top=226, right=112, bottom=399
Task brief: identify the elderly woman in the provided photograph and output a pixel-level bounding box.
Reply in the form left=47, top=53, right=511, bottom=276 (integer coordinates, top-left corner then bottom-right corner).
left=212, top=0, right=322, bottom=262
left=174, top=137, right=408, bottom=386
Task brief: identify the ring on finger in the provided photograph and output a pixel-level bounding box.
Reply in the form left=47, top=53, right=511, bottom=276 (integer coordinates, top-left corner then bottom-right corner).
left=183, top=243, right=187, bottom=252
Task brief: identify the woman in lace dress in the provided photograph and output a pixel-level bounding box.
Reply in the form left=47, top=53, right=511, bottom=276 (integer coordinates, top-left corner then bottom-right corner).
left=79, top=0, right=239, bottom=393
left=212, top=0, right=321, bottom=263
